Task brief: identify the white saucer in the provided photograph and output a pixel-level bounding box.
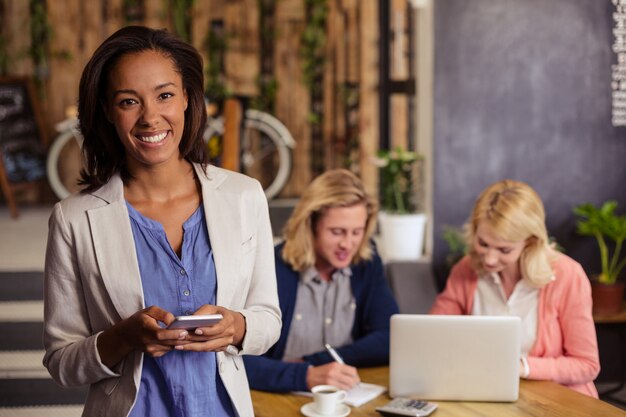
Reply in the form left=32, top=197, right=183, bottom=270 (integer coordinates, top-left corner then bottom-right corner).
left=300, top=402, right=350, bottom=417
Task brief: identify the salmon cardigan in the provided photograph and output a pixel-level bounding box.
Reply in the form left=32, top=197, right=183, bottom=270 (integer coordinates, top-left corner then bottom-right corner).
left=430, top=254, right=600, bottom=398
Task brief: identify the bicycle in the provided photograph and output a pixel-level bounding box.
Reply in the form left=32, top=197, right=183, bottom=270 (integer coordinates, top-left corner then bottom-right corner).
left=46, top=101, right=295, bottom=200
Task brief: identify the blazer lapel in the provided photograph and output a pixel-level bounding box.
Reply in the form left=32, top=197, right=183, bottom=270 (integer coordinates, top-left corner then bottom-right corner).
left=196, top=165, right=241, bottom=305
left=88, top=176, right=144, bottom=319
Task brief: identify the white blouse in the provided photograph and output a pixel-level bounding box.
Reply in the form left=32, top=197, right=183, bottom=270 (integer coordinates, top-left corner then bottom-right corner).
left=471, top=272, right=540, bottom=376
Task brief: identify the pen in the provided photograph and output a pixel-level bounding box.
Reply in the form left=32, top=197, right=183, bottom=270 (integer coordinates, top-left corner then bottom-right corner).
left=324, top=343, right=345, bottom=364
left=325, top=343, right=362, bottom=388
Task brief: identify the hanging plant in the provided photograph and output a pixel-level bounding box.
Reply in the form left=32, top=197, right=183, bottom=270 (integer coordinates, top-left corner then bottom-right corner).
left=340, top=82, right=361, bottom=170
left=251, top=0, right=278, bottom=113
left=123, top=0, right=145, bottom=23
left=300, top=0, right=328, bottom=91
left=29, top=0, right=52, bottom=96
left=171, top=0, right=194, bottom=43
left=204, top=19, right=230, bottom=105
left=300, top=0, right=328, bottom=175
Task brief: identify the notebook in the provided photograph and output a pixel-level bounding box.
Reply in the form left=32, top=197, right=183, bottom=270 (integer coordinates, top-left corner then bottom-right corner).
left=389, top=314, right=521, bottom=402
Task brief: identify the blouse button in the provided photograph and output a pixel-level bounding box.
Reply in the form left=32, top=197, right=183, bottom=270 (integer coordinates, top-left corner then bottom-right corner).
left=183, top=290, right=190, bottom=296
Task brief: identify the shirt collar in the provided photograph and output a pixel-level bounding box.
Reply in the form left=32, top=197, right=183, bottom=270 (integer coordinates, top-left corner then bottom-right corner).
left=481, top=271, right=546, bottom=291
left=301, top=266, right=352, bottom=284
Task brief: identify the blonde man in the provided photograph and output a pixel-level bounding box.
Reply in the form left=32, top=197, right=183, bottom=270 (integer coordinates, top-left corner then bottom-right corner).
left=244, top=169, right=399, bottom=392
left=431, top=179, right=600, bottom=397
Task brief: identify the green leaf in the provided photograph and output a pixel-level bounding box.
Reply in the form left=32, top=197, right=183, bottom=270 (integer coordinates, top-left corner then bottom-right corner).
left=573, top=200, right=626, bottom=284
left=374, top=146, right=423, bottom=214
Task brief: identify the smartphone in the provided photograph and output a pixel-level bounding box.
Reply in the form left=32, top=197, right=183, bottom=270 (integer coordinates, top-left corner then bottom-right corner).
left=167, top=314, right=223, bottom=330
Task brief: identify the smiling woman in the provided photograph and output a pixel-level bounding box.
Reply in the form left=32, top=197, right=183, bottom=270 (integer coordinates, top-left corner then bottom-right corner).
left=42, top=26, right=281, bottom=417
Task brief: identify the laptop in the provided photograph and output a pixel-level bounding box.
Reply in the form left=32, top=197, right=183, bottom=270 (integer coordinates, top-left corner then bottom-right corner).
left=389, top=314, right=521, bottom=402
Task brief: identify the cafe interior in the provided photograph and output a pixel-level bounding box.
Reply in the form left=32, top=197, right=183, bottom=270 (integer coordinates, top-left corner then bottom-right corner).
left=1, top=0, right=626, bottom=416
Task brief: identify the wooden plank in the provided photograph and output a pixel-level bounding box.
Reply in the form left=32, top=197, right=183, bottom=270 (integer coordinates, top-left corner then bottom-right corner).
left=274, top=0, right=310, bottom=197
left=221, top=98, right=241, bottom=172
left=389, top=0, right=410, bottom=155
left=390, top=0, right=409, bottom=80
left=224, top=0, right=259, bottom=96
left=358, top=0, right=379, bottom=196
left=79, top=0, right=105, bottom=77
left=390, top=95, right=408, bottom=150
left=103, top=0, right=124, bottom=38
left=145, top=0, right=169, bottom=30
left=342, top=0, right=359, bottom=83
left=2, top=0, right=33, bottom=76
left=46, top=0, right=82, bottom=136
left=323, top=0, right=340, bottom=170
left=275, top=0, right=305, bottom=20
left=190, top=0, right=212, bottom=54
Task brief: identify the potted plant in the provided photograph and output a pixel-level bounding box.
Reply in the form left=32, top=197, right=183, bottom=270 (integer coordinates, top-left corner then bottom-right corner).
left=372, top=146, right=426, bottom=261
left=573, top=200, right=626, bottom=315
left=441, top=224, right=467, bottom=276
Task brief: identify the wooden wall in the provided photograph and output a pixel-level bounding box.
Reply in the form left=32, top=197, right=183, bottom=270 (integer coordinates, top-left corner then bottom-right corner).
left=0, top=0, right=417, bottom=198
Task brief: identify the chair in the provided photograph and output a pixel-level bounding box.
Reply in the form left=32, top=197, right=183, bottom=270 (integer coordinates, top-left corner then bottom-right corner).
left=385, top=260, right=438, bottom=314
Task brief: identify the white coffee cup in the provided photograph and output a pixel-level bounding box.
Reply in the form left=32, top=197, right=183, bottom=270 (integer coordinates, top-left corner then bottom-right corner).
left=311, top=385, right=347, bottom=415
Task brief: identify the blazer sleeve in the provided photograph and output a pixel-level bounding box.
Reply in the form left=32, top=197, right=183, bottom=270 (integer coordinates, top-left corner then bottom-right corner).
left=43, top=203, right=119, bottom=387
left=243, top=354, right=310, bottom=392
left=303, top=254, right=400, bottom=367
left=526, top=261, right=600, bottom=385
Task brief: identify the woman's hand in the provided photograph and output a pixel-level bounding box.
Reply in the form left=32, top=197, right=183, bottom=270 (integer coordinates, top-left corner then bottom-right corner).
left=97, top=305, right=190, bottom=368
left=306, top=362, right=361, bottom=390
left=175, top=305, right=247, bottom=353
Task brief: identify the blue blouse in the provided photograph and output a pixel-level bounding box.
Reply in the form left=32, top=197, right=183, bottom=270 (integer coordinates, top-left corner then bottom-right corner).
left=126, top=202, right=235, bottom=417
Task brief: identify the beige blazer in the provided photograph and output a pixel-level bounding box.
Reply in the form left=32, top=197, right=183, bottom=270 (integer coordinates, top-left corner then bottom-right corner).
left=43, top=164, right=281, bottom=417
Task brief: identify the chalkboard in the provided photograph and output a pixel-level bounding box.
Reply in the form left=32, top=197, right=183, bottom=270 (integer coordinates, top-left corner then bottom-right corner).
left=432, top=0, right=626, bottom=288
left=0, top=77, right=47, bottom=183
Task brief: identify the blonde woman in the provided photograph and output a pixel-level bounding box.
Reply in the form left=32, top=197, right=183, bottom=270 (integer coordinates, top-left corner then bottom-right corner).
left=244, top=169, right=399, bottom=392
left=431, top=179, right=600, bottom=397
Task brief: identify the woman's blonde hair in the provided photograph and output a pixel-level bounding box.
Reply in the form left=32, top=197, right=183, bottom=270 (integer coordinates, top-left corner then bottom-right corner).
left=466, top=179, right=556, bottom=287
left=281, top=169, right=378, bottom=272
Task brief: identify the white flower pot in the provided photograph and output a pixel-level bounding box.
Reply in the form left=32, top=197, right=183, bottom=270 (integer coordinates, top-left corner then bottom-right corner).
left=378, top=212, right=427, bottom=261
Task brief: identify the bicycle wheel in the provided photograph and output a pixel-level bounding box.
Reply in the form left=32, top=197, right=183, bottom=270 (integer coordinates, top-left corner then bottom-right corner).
left=205, top=109, right=294, bottom=200
left=46, top=123, right=83, bottom=200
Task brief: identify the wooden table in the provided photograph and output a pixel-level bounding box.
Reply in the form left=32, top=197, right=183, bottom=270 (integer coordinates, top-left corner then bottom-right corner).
left=251, top=366, right=626, bottom=417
